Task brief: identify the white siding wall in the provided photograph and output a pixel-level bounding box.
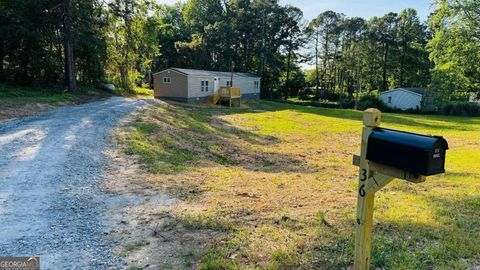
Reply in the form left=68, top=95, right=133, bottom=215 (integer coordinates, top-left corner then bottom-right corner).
left=379, top=90, right=422, bottom=110
left=188, top=76, right=260, bottom=98
left=229, top=77, right=260, bottom=94
left=218, top=77, right=232, bottom=89
left=188, top=76, right=214, bottom=99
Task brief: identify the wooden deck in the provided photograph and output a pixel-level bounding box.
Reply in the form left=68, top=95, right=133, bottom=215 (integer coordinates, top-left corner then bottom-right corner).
left=219, top=87, right=240, bottom=98
left=211, top=87, right=241, bottom=107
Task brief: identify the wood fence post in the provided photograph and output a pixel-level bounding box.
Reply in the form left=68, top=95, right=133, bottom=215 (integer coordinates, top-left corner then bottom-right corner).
left=353, top=108, right=381, bottom=270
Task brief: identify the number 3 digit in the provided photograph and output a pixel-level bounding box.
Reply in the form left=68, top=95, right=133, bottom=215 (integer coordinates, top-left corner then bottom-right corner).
left=360, top=169, right=367, bottom=181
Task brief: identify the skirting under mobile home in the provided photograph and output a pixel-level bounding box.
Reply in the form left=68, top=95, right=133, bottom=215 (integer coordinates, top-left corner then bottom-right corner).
left=153, top=68, right=261, bottom=103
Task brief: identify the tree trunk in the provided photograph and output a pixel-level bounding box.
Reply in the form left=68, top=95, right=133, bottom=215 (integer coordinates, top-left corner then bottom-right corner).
left=0, top=38, right=4, bottom=82
left=330, top=46, right=338, bottom=92
left=63, top=0, right=76, bottom=92
left=321, top=31, right=329, bottom=97
left=243, top=38, right=248, bottom=71
left=20, top=52, right=29, bottom=84
left=382, top=42, right=388, bottom=92
left=351, top=42, right=358, bottom=90
left=260, top=13, right=267, bottom=98
left=315, top=32, right=320, bottom=99
left=230, top=59, right=234, bottom=87
left=285, top=45, right=292, bottom=101
left=399, top=40, right=406, bottom=87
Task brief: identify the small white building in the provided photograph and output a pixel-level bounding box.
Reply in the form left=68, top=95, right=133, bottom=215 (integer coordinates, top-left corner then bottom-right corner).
left=469, top=93, right=480, bottom=103
left=379, top=88, right=426, bottom=110
left=153, top=68, right=261, bottom=102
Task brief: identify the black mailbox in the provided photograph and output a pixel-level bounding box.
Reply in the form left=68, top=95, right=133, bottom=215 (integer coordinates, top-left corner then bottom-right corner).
left=366, top=128, right=448, bottom=176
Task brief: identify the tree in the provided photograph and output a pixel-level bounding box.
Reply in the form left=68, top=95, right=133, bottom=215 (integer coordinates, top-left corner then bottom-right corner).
left=428, top=0, right=480, bottom=102
left=281, top=5, right=304, bottom=100
left=251, top=0, right=288, bottom=98
left=368, top=13, right=398, bottom=92
left=151, top=3, right=189, bottom=70
left=0, top=0, right=439, bottom=102
left=106, top=0, right=160, bottom=91
left=0, top=0, right=7, bottom=82
left=181, top=0, right=227, bottom=70
left=396, top=8, right=429, bottom=88
left=306, top=11, right=344, bottom=98
left=339, top=17, right=366, bottom=96
left=303, top=8, right=430, bottom=99
left=72, top=0, right=108, bottom=85
left=0, top=0, right=108, bottom=87
left=63, top=0, right=76, bottom=92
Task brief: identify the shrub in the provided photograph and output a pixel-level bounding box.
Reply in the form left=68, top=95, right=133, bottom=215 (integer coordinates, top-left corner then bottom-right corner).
left=441, top=101, right=480, bottom=116
left=449, top=92, right=471, bottom=102
left=338, top=99, right=355, bottom=109
left=282, top=98, right=354, bottom=109
left=319, top=91, right=340, bottom=101
left=298, top=87, right=314, bottom=100
left=356, top=95, right=390, bottom=111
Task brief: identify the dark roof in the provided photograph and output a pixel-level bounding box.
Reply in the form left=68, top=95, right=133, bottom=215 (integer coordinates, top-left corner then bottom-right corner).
left=385, top=87, right=426, bottom=96
left=170, top=68, right=260, bottom=78
left=404, top=88, right=426, bottom=95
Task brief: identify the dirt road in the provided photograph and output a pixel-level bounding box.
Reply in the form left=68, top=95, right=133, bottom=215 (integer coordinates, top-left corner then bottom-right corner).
left=0, top=97, right=153, bottom=269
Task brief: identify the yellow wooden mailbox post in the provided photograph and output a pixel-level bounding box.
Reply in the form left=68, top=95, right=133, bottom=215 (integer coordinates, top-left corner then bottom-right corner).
left=352, top=108, right=448, bottom=270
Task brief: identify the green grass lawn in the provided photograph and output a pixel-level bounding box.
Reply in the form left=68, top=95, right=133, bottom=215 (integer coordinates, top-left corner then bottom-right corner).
left=119, top=100, right=480, bottom=269
left=0, top=84, right=76, bottom=104
left=0, top=83, right=114, bottom=121
left=0, top=83, right=113, bottom=104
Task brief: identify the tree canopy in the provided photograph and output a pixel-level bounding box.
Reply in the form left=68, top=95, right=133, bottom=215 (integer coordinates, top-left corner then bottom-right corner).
left=427, top=0, right=480, bottom=101
left=0, top=0, right=478, bottom=101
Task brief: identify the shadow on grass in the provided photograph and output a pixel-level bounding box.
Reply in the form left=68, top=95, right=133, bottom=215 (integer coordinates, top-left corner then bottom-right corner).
left=255, top=101, right=480, bottom=132
left=123, top=101, right=316, bottom=174
left=444, top=171, right=480, bottom=178
left=207, top=192, right=479, bottom=269
left=308, top=193, right=480, bottom=269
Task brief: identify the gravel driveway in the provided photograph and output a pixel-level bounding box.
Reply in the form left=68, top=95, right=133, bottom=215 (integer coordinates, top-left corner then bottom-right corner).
left=0, top=97, right=153, bottom=269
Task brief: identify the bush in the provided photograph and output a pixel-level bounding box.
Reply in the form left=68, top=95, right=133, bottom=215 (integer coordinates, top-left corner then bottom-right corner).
left=282, top=98, right=355, bottom=109
left=297, top=88, right=344, bottom=101
left=319, top=91, right=340, bottom=101
left=338, top=99, right=355, bottom=109
left=298, top=88, right=314, bottom=100
left=356, top=95, right=390, bottom=111
left=441, top=102, right=480, bottom=116
left=449, top=92, right=471, bottom=102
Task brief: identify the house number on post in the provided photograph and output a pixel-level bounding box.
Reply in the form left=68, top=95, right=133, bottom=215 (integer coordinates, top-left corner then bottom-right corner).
left=352, top=108, right=448, bottom=270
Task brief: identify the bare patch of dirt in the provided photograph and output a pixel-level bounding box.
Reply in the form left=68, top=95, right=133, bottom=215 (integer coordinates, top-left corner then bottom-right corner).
left=0, top=95, right=108, bottom=124
left=469, top=261, right=480, bottom=270
left=103, top=110, right=222, bottom=270
left=0, top=102, right=60, bottom=124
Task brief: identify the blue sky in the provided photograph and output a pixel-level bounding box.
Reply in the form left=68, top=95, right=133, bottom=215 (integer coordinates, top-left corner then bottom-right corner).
left=279, top=0, right=432, bottom=22
left=159, top=0, right=433, bottom=22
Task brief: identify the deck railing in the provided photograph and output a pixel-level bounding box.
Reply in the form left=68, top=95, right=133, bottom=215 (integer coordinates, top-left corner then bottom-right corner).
left=218, top=87, right=241, bottom=98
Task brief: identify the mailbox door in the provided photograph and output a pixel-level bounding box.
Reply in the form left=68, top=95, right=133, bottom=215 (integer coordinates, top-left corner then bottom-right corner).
left=427, top=139, right=447, bottom=175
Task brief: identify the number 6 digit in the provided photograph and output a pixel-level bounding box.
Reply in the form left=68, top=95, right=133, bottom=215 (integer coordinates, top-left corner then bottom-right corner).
left=359, top=184, right=366, bottom=197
